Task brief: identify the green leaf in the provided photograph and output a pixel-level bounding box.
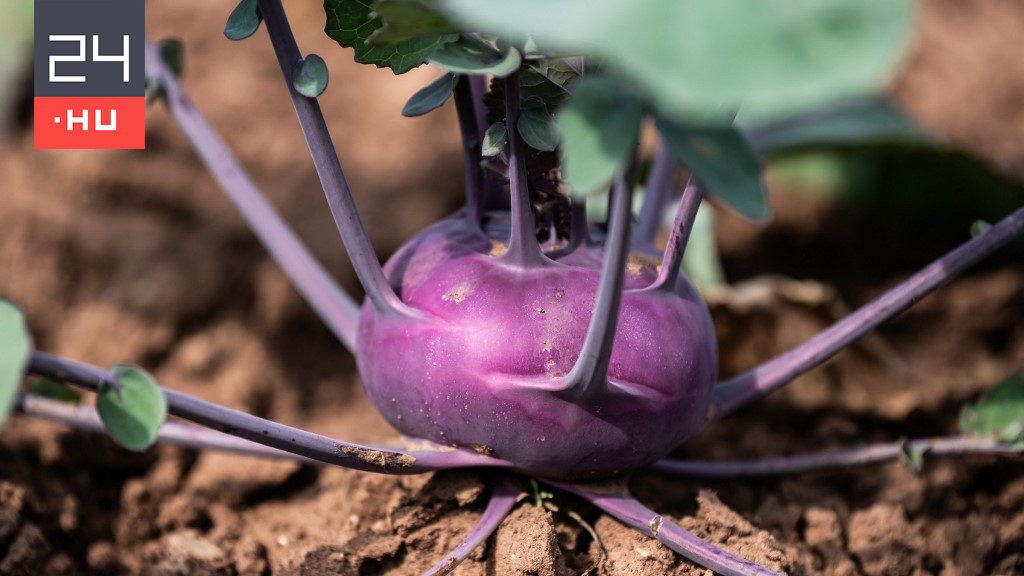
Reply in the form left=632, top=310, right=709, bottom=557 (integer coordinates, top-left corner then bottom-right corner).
left=157, top=39, right=184, bottom=78
left=482, top=122, right=507, bottom=156
left=970, top=220, right=992, bottom=238
left=97, top=365, right=168, bottom=451
left=224, top=0, right=262, bottom=41
left=746, top=97, right=929, bottom=155
left=960, top=373, right=1024, bottom=444
left=657, top=117, right=768, bottom=220
left=428, top=36, right=521, bottom=77
left=29, top=378, right=81, bottom=404
left=293, top=54, right=330, bottom=98
left=529, top=58, right=582, bottom=92
left=518, top=99, right=558, bottom=152
left=899, top=440, right=925, bottom=473
left=370, top=0, right=459, bottom=45
left=402, top=73, right=456, bottom=117
left=439, top=0, right=914, bottom=123
left=681, top=202, right=726, bottom=289
left=556, top=76, right=642, bottom=196
left=324, top=0, right=458, bottom=74
left=0, top=301, right=32, bottom=426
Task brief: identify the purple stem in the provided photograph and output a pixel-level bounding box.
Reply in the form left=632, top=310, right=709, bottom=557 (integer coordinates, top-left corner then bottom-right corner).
left=423, top=484, right=519, bottom=575
left=559, top=175, right=633, bottom=398
left=257, top=0, right=410, bottom=317
left=27, top=351, right=511, bottom=474
left=15, top=393, right=315, bottom=463
left=711, top=204, right=1024, bottom=421
left=651, top=436, right=1023, bottom=478
left=143, top=42, right=360, bottom=352
left=635, top=144, right=678, bottom=247
left=454, top=76, right=483, bottom=224
left=549, top=481, right=782, bottom=576
left=500, top=71, right=548, bottom=268
left=645, top=178, right=702, bottom=292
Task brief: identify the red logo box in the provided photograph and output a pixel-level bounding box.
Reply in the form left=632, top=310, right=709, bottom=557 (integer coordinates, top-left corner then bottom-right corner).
left=34, top=96, right=145, bottom=149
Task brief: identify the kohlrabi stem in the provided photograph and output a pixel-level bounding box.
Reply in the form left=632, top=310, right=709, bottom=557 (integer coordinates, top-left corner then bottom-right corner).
left=647, top=178, right=703, bottom=292
left=634, top=144, right=678, bottom=247
left=454, top=76, right=483, bottom=224
left=423, top=484, right=519, bottom=576
left=27, top=351, right=511, bottom=473
left=559, top=175, right=633, bottom=398
left=500, top=71, right=548, bottom=268
left=469, top=75, right=488, bottom=144
left=257, top=0, right=410, bottom=317
left=15, top=393, right=313, bottom=462
left=549, top=481, right=781, bottom=576
left=143, top=41, right=360, bottom=352
left=711, top=204, right=1024, bottom=421
left=650, top=436, right=1023, bottom=478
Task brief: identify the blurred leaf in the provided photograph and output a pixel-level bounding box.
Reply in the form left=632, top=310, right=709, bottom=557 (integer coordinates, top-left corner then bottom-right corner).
left=369, top=0, right=459, bottom=45
left=292, top=54, right=329, bottom=98
left=224, top=0, right=262, bottom=41
left=960, top=373, right=1024, bottom=444
left=482, top=122, right=507, bottom=156
left=529, top=58, right=582, bottom=92
left=681, top=201, right=726, bottom=288
left=325, top=0, right=457, bottom=74
left=158, top=39, right=184, bottom=78
left=899, top=440, right=925, bottom=473
left=428, top=36, right=521, bottom=77
left=0, top=301, right=31, bottom=426
left=518, top=99, right=558, bottom=151
left=746, top=97, right=929, bottom=155
left=657, top=117, right=768, bottom=220
left=402, top=73, right=456, bottom=116
left=556, top=76, right=642, bottom=195
left=970, top=219, right=992, bottom=238
left=97, top=365, right=167, bottom=451
left=439, top=0, right=913, bottom=122
left=29, top=378, right=81, bottom=404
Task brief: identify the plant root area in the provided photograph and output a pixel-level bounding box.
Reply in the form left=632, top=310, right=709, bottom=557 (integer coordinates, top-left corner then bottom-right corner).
left=2, top=0, right=1023, bottom=574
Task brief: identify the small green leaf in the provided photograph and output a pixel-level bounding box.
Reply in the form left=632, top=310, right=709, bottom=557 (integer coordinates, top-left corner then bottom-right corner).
left=657, top=117, right=768, bottom=221
left=681, top=202, right=726, bottom=289
left=293, top=54, right=329, bottom=98
left=224, top=0, right=262, bottom=41
left=960, top=373, right=1024, bottom=444
left=428, top=36, right=521, bottom=77
left=29, top=378, right=81, bottom=404
left=0, top=301, right=32, bottom=426
left=97, top=365, right=168, bottom=451
left=324, top=0, right=458, bottom=74
left=556, top=76, right=642, bottom=196
left=970, top=220, right=993, bottom=238
left=158, top=39, right=184, bottom=78
left=369, top=0, right=459, bottom=45
left=746, top=97, right=929, bottom=155
left=482, top=122, right=507, bottom=156
left=518, top=99, right=558, bottom=152
left=899, top=440, right=925, bottom=473
left=402, top=73, right=456, bottom=117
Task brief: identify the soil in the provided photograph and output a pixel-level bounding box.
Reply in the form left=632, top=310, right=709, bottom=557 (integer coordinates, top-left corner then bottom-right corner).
left=2, top=0, right=1023, bottom=575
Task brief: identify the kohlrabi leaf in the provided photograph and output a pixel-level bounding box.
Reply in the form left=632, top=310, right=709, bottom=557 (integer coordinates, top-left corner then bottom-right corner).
left=680, top=202, right=725, bottom=289
left=157, top=39, right=184, bottom=78
left=402, top=72, right=456, bottom=117
left=960, top=373, right=1024, bottom=444
left=428, top=36, right=521, bottom=77
left=656, top=117, right=768, bottom=221
left=369, top=0, right=459, bottom=45
left=292, top=54, right=329, bottom=98
left=97, top=365, right=167, bottom=451
left=482, top=122, right=507, bottom=156
left=29, top=378, right=81, bottom=404
left=746, top=97, right=929, bottom=155
left=0, top=301, right=32, bottom=426
left=529, top=58, right=582, bottom=92
left=518, top=98, right=558, bottom=152
left=224, top=0, right=262, bottom=41
left=324, top=0, right=457, bottom=74
left=439, top=0, right=914, bottom=123
left=556, top=76, right=642, bottom=196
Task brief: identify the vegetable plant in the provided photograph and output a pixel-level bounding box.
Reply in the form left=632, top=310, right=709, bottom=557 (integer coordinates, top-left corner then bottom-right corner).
left=3, top=1, right=1024, bottom=574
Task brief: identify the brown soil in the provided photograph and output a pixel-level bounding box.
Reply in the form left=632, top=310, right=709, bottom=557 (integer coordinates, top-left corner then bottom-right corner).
left=2, top=1, right=1024, bottom=575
